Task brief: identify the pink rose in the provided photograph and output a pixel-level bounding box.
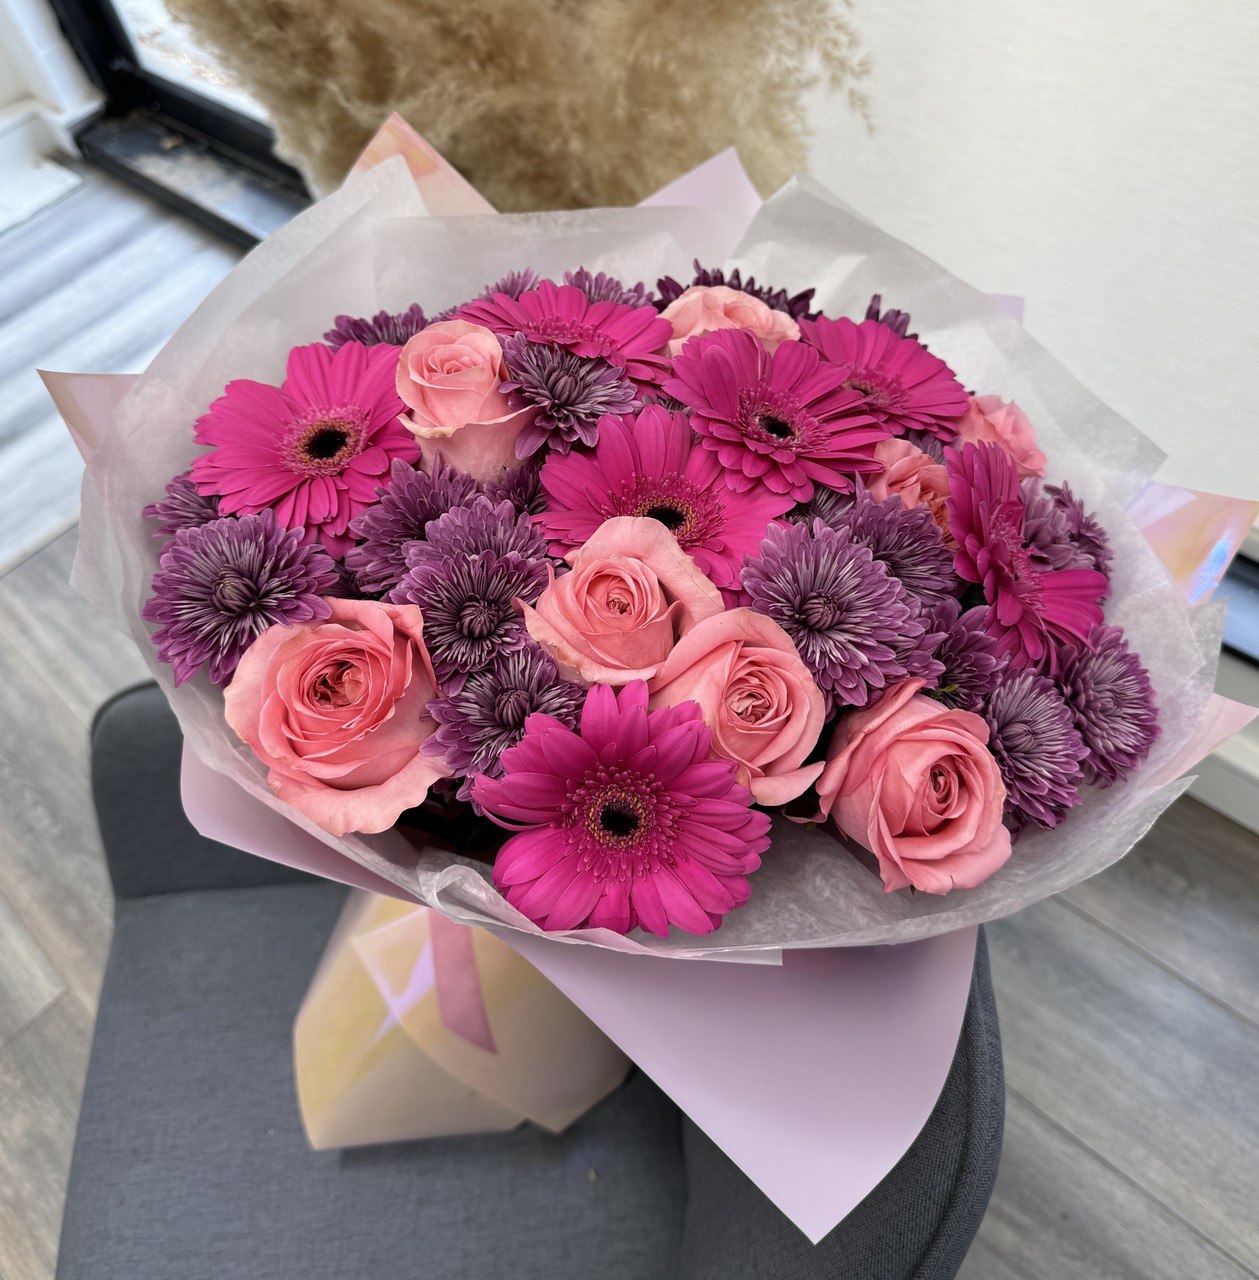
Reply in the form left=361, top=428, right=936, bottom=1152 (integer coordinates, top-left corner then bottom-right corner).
left=522, top=516, right=723, bottom=684
left=660, top=285, right=800, bottom=357
left=815, top=680, right=1011, bottom=895
left=224, top=598, right=447, bottom=836
left=955, top=394, right=1046, bottom=480
left=868, top=438, right=951, bottom=533
left=395, top=320, right=534, bottom=482
left=649, top=608, right=825, bottom=805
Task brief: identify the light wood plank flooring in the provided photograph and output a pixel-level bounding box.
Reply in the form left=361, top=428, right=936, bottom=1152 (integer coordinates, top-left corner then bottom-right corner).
left=0, top=169, right=1256, bottom=1280
left=0, top=164, right=239, bottom=572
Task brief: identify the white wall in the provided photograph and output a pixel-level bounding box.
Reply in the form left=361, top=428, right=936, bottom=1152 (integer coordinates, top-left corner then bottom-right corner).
left=0, top=17, right=28, bottom=111
left=0, top=0, right=99, bottom=135
left=809, top=2, right=1259, bottom=499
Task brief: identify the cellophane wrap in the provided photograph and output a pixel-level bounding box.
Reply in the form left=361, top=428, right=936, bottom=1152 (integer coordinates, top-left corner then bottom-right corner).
left=294, top=892, right=629, bottom=1147
left=72, top=155, right=1232, bottom=959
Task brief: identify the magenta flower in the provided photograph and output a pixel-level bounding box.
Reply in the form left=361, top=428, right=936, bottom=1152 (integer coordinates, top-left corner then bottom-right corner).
left=456, top=279, right=672, bottom=389
left=947, top=443, right=1107, bottom=670
left=538, top=405, right=792, bottom=600
left=799, top=316, right=969, bottom=441
left=662, top=328, right=886, bottom=503
left=473, top=682, right=770, bottom=937
left=191, top=342, right=418, bottom=559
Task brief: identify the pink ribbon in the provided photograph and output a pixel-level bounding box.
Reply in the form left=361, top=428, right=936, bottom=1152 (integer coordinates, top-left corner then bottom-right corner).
left=352, top=905, right=498, bottom=1054
left=430, top=911, right=498, bottom=1053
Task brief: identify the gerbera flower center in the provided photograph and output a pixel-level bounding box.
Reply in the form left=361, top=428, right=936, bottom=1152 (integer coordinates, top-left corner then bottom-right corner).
left=288, top=406, right=368, bottom=476
left=988, top=505, right=1041, bottom=602
left=642, top=503, right=687, bottom=533
left=616, top=471, right=722, bottom=549
left=844, top=371, right=900, bottom=409
left=599, top=798, right=642, bottom=838
left=573, top=775, right=664, bottom=861
left=526, top=315, right=615, bottom=357
left=737, top=386, right=809, bottom=449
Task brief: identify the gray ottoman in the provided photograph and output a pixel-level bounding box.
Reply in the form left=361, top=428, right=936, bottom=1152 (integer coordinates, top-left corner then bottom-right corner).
left=56, top=684, right=1002, bottom=1279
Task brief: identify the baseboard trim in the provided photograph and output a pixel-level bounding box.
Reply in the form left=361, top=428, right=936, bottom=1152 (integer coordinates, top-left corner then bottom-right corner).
left=1189, top=650, right=1259, bottom=835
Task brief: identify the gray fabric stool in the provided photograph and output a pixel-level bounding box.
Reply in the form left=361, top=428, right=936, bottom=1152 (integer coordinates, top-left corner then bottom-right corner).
left=56, top=684, right=1002, bottom=1279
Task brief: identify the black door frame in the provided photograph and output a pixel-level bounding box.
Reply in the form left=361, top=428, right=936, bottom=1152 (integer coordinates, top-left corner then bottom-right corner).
left=46, top=0, right=309, bottom=242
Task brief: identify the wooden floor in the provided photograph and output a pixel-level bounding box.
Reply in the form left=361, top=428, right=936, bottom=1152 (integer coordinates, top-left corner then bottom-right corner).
left=0, top=164, right=238, bottom=571
left=1, top=172, right=1257, bottom=1280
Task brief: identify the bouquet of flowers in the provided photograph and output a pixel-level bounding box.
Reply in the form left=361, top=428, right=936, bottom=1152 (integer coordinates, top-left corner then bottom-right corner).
left=52, top=120, right=1252, bottom=1239
left=140, top=254, right=1158, bottom=938
left=62, top=128, right=1243, bottom=963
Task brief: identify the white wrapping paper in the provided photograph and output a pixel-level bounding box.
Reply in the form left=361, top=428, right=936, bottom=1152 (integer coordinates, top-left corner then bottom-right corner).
left=69, top=154, right=1236, bottom=959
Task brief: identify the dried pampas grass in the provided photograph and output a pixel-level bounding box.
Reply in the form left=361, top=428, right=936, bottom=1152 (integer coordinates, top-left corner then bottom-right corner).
left=166, top=0, right=869, bottom=209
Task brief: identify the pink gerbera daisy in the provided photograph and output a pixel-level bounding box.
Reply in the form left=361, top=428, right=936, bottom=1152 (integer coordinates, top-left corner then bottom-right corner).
left=661, top=328, right=887, bottom=503
left=191, top=342, right=418, bottom=559
left=538, top=405, right=792, bottom=600
left=472, top=682, right=770, bottom=937
left=799, top=316, right=969, bottom=441
left=947, top=443, right=1107, bottom=669
left=456, top=279, right=672, bottom=388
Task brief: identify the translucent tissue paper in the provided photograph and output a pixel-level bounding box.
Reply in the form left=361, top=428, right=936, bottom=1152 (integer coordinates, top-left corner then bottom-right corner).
left=63, top=140, right=1249, bottom=963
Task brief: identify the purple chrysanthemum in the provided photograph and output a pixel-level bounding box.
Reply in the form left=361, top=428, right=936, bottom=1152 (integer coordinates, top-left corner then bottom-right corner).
left=891, top=608, right=947, bottom=689
left=864, top=293, right=918, bottom=341
left=983, top=668, right=1085, bottom=833
left=323, top=304, right=427, bottom=350
left=564, top=267, right=652, bottom=308
left=426, top=644, right=585, bottom=802
left=482, top=458, right=547, bottom=517
left=430, top=271, right=543, bottom=325
left=144, top=470, right=220, bottom=538
left=481, top=269, right=541, bottom=301
left=900, top=429, right=947, bottom=462
left=343, top=456, right=478, bottom=596
left=1021, top=480, right=1082, bottom=571
left=788, top=485, right=853, bottom=529
left=1048, top=481, right=1112, bottom=580
left=824, top=485, right=960, bottom=613
left=500, top=334, right=638, bottom=456
left=929, top=602, right=1006, bottom=711
left=388, top=497, right=549, bottom=690
left=742, top=519, right=929, bottom=712
left=1057, top=624, right=1159, bottom=787
left=656, top=261, right=817, bottom=321
left=142, top=510, right=338, bottom=687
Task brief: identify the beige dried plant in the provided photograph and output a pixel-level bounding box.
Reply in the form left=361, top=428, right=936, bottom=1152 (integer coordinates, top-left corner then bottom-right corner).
left=166, top=0, right=869, bottom=208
